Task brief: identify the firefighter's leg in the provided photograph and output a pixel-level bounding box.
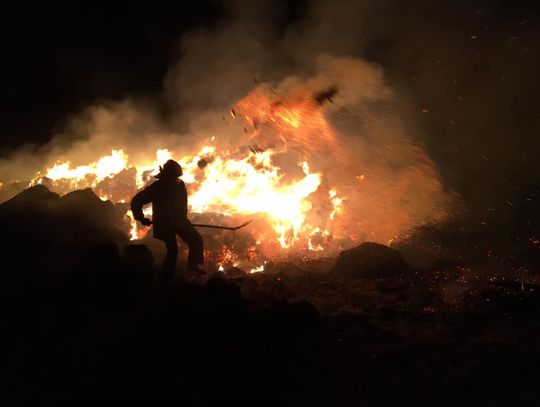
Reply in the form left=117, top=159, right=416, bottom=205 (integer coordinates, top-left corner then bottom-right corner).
left=162, top=236, right=178, bottom=281
left=177, top=223, right=204, bottom=269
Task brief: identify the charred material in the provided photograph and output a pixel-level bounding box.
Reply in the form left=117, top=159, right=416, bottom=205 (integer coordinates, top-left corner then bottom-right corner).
left=335, top=242, right=412, bottom=278
left=313, top=86, right=338, bottom=105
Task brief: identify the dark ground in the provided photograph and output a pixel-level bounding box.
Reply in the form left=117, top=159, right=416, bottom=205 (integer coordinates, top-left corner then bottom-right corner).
left=2, top=185, right=540, bottom=406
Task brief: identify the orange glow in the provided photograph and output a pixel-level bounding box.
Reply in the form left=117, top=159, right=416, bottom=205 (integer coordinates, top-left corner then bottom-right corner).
left=28, top=133, right=345, bottom=267
left=28, top=90, right=350, bottom=263
left=18, top=74, right=455, bottom=270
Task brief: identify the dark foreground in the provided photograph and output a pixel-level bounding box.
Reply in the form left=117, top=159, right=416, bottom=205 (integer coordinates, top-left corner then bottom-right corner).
left=3, top=186, right=540, bottom=406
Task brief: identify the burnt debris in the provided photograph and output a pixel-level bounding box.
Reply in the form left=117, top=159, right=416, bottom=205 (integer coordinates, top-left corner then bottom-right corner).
left=313, top=86, right=338, bottom=105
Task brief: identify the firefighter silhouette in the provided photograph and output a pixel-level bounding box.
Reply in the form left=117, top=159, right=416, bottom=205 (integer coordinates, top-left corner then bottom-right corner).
left=131, top=159, right=204, bottom=279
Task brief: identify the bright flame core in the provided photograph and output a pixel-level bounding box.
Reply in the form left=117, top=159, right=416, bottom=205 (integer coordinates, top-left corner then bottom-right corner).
left=26, top=89, right=350, bottom=267
left=189, top=151, right=322, bottom=248
left=33, top=143, right=341, bottom=255
left=1, top=57, right=458, bottom=272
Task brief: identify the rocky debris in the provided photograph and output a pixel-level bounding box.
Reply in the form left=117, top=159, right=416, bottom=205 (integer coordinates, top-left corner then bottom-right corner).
left=0, top=184, right=59, bottom=212
left=0, top=185, right=128, bottom=272
left=335, top=242, right=412, bottom=279
left=55, top=188, right=121, bottom=230
left=0, top=181, right=31, bottom=203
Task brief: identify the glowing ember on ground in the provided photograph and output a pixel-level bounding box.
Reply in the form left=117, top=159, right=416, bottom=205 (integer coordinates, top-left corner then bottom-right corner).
left=249, top=265, right=265, bottom=274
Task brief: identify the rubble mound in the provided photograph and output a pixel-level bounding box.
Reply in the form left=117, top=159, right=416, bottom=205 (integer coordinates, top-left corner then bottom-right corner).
left=0, top=184, right=59, bottom=212
left=335, top=242, right=412, bottom=278
left=0, top=185, right=128, bottom=272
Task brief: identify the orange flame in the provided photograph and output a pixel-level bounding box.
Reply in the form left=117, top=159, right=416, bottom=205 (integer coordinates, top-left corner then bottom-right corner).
left=26, top=86, right=353, bottom=263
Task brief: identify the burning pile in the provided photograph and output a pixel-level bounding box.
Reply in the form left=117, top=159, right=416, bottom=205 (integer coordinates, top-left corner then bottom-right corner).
left=25, top=89, right=350, bottom=267
left=1, top=56, right=457, bottom=269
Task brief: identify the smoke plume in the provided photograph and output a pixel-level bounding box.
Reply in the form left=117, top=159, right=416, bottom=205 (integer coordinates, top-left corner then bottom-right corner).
left=0, top=0, right=469, bottom=244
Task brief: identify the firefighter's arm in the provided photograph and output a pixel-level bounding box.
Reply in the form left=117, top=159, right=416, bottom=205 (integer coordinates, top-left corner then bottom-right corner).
left=130, top=184, right=155, bottom=225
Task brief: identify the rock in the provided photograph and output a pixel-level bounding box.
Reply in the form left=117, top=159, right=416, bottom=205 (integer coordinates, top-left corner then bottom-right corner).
left=0, top=181, right=37, bottom=204
left=56, top=188, right=119, bottom=230
left=0, top=184, right=59, bottom=212
left=0, top=186, right=128, bottom=272
left=335, top=242, right=412, bottom=279
left=224, top=266, right=246, bottom=278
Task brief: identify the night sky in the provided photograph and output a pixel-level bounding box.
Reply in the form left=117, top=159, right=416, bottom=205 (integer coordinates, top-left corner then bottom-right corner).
left=0, top=1, right=221, bottom=149
left=1, top=0, right=539, bottom=215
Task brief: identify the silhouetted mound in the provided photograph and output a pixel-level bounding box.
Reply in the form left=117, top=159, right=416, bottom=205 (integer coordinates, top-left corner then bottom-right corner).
left=0, top=181, right=30, bottom=203
left=0, top=185, right=128, bottom=273
left=335, top=242, right=411, bottom=278
left=0, top=184, right=59, bottom=211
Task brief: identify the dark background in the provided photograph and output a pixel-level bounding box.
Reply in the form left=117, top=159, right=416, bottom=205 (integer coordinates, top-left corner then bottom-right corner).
left=0, top=1, right=221, bottom=150
left=0, top=0, right=539, bottom=216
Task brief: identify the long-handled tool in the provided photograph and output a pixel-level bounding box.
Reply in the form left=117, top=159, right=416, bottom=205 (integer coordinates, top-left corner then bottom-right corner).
left=191, top=219, right=253, bottom=231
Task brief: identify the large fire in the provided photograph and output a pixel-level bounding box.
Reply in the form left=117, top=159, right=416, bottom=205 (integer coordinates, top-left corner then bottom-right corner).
left=25, top=87, right=350, bottom=268
left=2, top=57, right=457, bottom=270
